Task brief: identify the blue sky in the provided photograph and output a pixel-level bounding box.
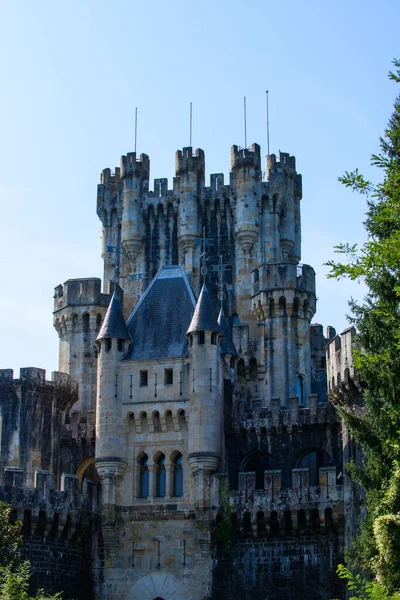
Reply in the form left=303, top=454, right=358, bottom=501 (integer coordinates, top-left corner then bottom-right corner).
left=0, top=0, right=398, bottom=376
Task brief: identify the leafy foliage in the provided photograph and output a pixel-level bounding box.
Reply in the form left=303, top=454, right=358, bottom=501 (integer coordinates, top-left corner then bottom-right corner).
left=0, top=562, right=62, bottom=600
left=326, top=59, right=400, bottom=592
left=214, top=479, right=236, bottom=551
left=334, top=564, right=400, bottom=600
left=0, top=502, right=62, bottom=600
left=0, top=501, right=21, bottom=569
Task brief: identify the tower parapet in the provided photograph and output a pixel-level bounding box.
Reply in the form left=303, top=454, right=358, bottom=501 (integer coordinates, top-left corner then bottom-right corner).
left=175, top=147, right=205, bottom=178
left=120, top=151, right=150, bottom=180
left=231, top=143, right=262, bottom=173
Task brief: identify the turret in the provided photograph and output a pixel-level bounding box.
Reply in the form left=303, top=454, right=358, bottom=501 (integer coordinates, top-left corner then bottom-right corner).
left=95, top=288, right=131, bottom=534
left=53, top=278, right=109, bottom=426
left=231, top=143, right=261, bottom=256
left=174, top=147, right=205, bottom=275
left=266, top=152, right=302, bottom=263
left=120, top=152, right=149, bottom=263
left=186, top=284, right=223, bottom=509
left=97, top=168, right=122, bottom=289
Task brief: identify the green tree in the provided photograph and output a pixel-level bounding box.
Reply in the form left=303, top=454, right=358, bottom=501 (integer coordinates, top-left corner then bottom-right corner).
left=0, top=501, right=22, bottom=569
left=0, top=501, right=62, bottom=600
left=326, top=59, right=400, bottom=592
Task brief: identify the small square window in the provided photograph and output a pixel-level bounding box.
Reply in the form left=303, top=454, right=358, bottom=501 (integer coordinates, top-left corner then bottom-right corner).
left=140, top=371, right=148, bottom=387
left=164, top=368, right=173, bottom=385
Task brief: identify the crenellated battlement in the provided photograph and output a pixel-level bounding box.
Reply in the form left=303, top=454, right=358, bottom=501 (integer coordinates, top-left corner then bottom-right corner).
left=53, top=278, right=110, bottom=313
left=326, top=326, right=360, bottom=391
left=231, top=143, right=261, bottom=172
left=233, top=393, right=338, bottom=431
left=175, top=146, right=205, bottom=176
left=0, top=471, right=99, bottom=521
left=233, top=466, right=342, bottom=512
left=266, top=151, right=302, bottom=198
left=0, top=367, right=78, bottom=395
left=100, top=167, right=121, bottom=185
left=120, top=151, right=150, bottom=179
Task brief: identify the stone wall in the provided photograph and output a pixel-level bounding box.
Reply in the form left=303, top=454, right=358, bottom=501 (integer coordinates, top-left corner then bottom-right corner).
left=212, top=532, right=345, bottom=600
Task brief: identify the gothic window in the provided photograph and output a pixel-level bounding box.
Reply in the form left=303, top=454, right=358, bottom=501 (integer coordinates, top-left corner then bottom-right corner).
left=153, top=411, right=161, bottom=431
left=172, top=452, right=183, bottom=497
left=139, top=455, right=149, bottom=498
left=257, top=511, right=266, bottom=536
left=155, top=454, right=166, bottom=498
left=249, top=358, right=258, bottom=380
left=297, top=449, right=331, bottom=486
left=243, top=452, right=272, bottom=490
left=82, top=313, right=90, bottom=333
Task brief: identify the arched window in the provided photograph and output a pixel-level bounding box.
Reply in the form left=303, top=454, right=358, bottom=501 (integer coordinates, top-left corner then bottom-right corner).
left=249, top=358, right=258, bottom=381
left=153, top=411, right=161, bottom=431
left=243, top=512, right=252, bottom=536
left=82, top=313, right=90, bottom=333
left=139, top=454, right=149, bottom=498
left=243, top=452, right=272, bottom=490
left=257, top=511, right=266, bottom=536
left=172, top=453, right=183, bottom=497
left=155, top=454, right=166, bottom=498
left=297, top=449, right=331, bottom=486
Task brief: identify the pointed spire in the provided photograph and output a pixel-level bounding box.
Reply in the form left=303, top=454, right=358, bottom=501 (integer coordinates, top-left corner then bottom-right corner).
left=218, top=306, right=238, bottom=357
left=96, top=288, right=131, bottom=343
left=186, top=283, right=222, bottom=336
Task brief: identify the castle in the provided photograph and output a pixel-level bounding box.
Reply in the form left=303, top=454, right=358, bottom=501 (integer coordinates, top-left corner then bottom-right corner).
left=0, top=141, right=358, bottom=600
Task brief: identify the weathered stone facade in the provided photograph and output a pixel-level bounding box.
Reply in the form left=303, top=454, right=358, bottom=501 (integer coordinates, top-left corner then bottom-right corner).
left=0, top=142, right=359, bottom=599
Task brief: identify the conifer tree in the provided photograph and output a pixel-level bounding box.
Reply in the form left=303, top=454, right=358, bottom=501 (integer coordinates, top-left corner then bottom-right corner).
left=326, top=59, right=400, bottom=592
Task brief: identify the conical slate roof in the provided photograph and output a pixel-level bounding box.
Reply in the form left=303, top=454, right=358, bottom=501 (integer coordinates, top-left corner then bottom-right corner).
left=186, top=283, right=222, bottom=336
left=96, top=288, right=131, bottom=342
left=218, top=306, right=238, bottom=357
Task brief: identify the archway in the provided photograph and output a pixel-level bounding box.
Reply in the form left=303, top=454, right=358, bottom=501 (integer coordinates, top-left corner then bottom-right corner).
left=128, top=572, right=192, bottom=600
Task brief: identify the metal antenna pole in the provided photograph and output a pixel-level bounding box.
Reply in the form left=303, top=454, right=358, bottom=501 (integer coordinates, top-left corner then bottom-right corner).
left=134, top=107, right=138, bottom=154
left=266, top=91, right=270, bottom=156
left=244, top=96, right=247, bottom=149
left=189, top=102, right=192, bottom=147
